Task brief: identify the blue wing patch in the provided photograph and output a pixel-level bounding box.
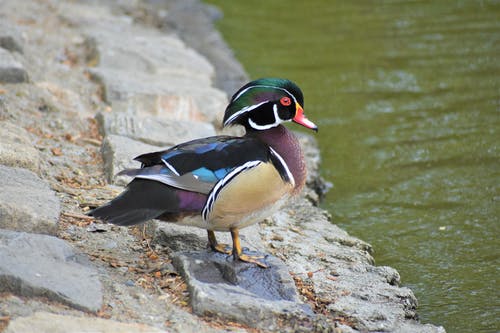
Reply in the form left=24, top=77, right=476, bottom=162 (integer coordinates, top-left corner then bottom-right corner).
left=191, top=167, right=234, bottom=183
left=214, top=168, right=232, bottom=179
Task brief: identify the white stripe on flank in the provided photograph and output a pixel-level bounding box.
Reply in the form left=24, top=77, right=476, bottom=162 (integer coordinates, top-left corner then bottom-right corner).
left=202, top=160, right=261, bottom=222
left=269, top=147, right=295, bottom=187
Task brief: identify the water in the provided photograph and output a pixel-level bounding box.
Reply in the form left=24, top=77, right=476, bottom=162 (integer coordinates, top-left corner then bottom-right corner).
left=206, top=1, right=500, bottom=332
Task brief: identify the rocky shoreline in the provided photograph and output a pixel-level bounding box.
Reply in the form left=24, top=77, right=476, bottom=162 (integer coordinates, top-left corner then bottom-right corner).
left=0, top=0, right=445, bottom=332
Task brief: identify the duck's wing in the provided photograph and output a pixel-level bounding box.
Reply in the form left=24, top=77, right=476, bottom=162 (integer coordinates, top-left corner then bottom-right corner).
left=121, top=135, right=273, bottom=194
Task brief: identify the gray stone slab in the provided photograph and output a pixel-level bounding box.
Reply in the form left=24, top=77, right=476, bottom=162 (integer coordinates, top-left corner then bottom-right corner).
left=171, top=251, right=313, bottom=330
left=0, top=166, right=60, bottom=235
left=89, top=68, right=227, bottom=124
left=5, top=312, right=167, bottom=333
left=84, top=22, right=215, bottom=80
left=56, top=2, right=227, bottom=124
left=0, top=48, right=28, bottom=83
left=105, top=92, right=217, bottom=123
left=96, top=112, right=216, bottom=147
left=0, top=230, right=102, bottom=312
left=0, top=121, right=40, bottom=174
left=160, top=0, right=249, bottom=95
left=156, top=223, right=312, bottom=329
left=57, top=2, right=215, bottom=79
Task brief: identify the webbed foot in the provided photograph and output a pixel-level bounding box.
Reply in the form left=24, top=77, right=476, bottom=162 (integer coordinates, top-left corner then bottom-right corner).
left=208, top=229, right=269, bottom=268
left=231, top=228, right=268, bottom=268
left=207, top=230, right=232, bottom=254
left=234, top=252, right=268, bottom=268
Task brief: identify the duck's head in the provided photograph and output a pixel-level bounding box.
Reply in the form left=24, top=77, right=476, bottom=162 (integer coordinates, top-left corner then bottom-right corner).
left=223, top=78, right=318, bottom=132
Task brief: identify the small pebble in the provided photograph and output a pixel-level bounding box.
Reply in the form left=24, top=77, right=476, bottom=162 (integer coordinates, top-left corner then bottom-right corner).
left=118, top=266, right=128, bottom=274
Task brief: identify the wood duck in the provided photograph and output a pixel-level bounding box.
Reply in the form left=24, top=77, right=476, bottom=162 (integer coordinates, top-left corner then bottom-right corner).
left=90, top=78, right=317, bottom=268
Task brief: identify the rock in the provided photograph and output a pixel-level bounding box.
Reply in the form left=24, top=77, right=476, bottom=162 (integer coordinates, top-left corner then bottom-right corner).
left=0, top=121, right=40, bottom=173
left=109, top=93, right=213, bottom=122
left=157, top=223, right=313, bottom=329
left=0, top=166, right=59, bottom=235
left=100, top=134, right=166, bottom=185
left=171, top=251, right=313, bottom=330
left=96, top=112, right=216, bottom=147
left=159, top=0, right=249, bottom=95
left=88, top=68, right=227, bottom=125
left=55, top=1, right=227, bottom=124
left=0, top=36, right=23, bottom=54
left=36, top=82, right=90, bottom=117
left=0, top=230, right=102, bottom=312
left=60, top=3, right=216, bottom=79
left=0, top=289, right=227, bottom=333
left=155, top=224, right=209, bottom=253
left=87, top=24, right=215, bottom=80
left=399, top=323, right=447, bottom=333
left=0, top=22, right=24, bottom=53
left=0, top=48, right=28, bottom=83
left=5, top=312, right=167, bottom=333
left=262, top=197, right=447, bottom=332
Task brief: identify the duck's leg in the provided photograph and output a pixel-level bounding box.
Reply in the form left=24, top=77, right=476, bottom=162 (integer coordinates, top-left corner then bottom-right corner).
left=207, top=230, right=232, bottom=254
left=230, top=228, right=267, bottom=268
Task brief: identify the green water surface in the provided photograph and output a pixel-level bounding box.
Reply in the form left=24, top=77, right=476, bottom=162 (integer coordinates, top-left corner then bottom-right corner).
left=206, top=1, right=500, bottom=332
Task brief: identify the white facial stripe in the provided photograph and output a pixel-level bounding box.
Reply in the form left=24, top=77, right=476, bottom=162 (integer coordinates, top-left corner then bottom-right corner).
left=161, top=158, right=180, bottom=176
left=269, top=147, right=295, bottom=187
left=223, top=100, right=267, bottom=126
left=273, top=103, right=280, bottom=120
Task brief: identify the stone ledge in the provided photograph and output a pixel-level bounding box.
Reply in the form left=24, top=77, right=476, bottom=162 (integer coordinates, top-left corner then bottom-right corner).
left=0, top=166, right=59, bottom=235
left=0, top=231, right=102, bottom=313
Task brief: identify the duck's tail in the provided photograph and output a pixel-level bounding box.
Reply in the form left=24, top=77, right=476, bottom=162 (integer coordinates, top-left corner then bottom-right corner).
left=88, top=179, right=179, bottom=226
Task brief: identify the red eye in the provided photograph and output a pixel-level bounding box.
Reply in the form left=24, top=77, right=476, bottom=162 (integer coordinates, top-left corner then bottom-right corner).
left=280, top=97, right=292, bottom=106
